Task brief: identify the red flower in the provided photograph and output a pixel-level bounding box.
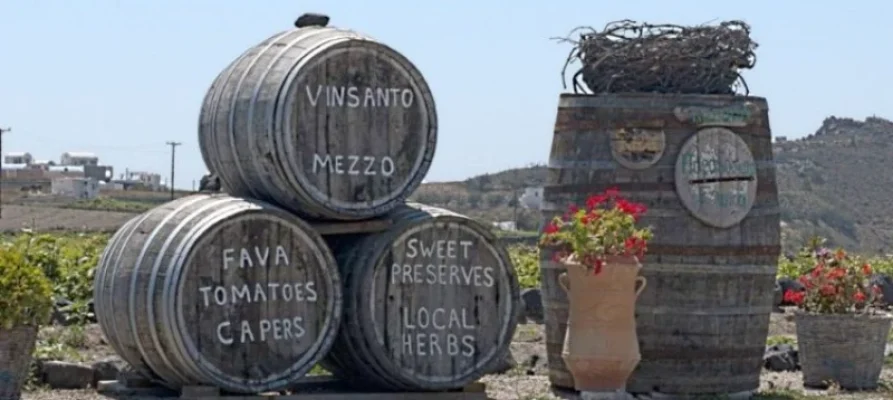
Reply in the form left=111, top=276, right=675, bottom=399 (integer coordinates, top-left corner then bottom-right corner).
left=853, top=291, right=867, bottom=303
left=819, top=284, right=836, bottom=296
left=834, top=249, right=846, bottom=260
left=862, top=263, right=872, bottom=275
left=544, top=222, right=560, bottom=234
left=827, top=267, right=846, bottom=280
left=783, top=290, right=805, bottom=305
left=586, top=195, right=608, bottom=210
left=798, top=275, right=813, bottom=289
left=605, top=187, right=620, bottom=198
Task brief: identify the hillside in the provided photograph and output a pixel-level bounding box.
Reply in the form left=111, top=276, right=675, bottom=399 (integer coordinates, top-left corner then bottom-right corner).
left=410, top=116, right=893, bottom=254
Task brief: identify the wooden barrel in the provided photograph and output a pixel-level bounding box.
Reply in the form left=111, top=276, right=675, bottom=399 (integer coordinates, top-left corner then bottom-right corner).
left=322, top=203, right=520, bottom=391
left=541, top=94, right=779, bottom=396
left=93, top=194, right=343, bottom=393
left=198, top=21, right=438, bottom=221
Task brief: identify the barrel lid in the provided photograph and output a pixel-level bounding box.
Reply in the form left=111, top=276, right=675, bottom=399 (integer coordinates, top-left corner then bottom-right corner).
left=295, top=13, right=330, bottom=28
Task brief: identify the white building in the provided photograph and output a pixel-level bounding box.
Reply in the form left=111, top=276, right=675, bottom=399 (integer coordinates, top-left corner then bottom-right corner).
left=493, top=221, right=517, bottom=231
left=4, top=152, right=33, bottom=165
left=60, top=151, right=99, bottom=166
left=519, top=186, right=544, bottom=210
left=51, top=177, right=99, bottom=199
left=124, top=171, right=163, bottom=190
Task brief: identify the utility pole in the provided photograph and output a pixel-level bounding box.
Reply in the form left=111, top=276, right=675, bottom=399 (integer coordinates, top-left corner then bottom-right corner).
left=165, top=141, right=181, bottom=200
left=0, top=127, right=10, bottom=219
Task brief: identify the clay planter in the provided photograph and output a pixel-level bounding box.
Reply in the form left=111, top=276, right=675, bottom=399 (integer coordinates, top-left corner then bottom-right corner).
left=0, top=325, right=39, bottom=400
left=795, top=312, right=892, bottom=390
left=559, top=255, right=647, bottom=392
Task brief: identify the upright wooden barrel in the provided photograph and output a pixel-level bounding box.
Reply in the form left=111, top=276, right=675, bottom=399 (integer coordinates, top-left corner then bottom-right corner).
left=93, top=194, right=343, bottom=393
left=541, top=94, right=779, bottom=396
left=322, top=203, right=520, bottom=391
left=199, top=19, right=438, bottom=221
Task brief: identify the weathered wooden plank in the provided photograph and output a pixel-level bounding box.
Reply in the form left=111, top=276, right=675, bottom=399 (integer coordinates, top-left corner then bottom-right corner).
left=323, top=203, right=520, bottom=391
left=93, top=194, right=343, bottom=393
left=199, top=20, right=437, bottom=221
left=310, top=218, right=393, bottom=236
left=540, top=93, right=780, bottom=396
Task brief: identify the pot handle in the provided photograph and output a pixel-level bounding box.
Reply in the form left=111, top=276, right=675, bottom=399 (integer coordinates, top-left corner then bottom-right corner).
left=635, top=276, right=647, bottom=297
left=558, top=272, right=569, bottom=293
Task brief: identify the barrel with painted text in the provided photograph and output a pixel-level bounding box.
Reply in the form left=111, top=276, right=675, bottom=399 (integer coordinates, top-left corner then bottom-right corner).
left=199, top=15, right=438, bottom=221
left=322, top=203, right=520, bottom=391
left=541, top=93, right=779, bottom=396
left=93, top=194, right=343, bottom=393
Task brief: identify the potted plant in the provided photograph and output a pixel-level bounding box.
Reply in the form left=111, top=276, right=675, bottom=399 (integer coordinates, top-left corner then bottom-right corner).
left=0, top=235, right=54, bottom=400
left=538, top=187, right=653, bottom=393
left=783, top=247, right=890, bottom=390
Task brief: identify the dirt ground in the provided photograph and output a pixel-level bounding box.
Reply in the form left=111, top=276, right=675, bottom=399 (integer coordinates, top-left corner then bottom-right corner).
left=0, top=204, right=136, bottom=233
left=19, top=309, right=893, bottom=400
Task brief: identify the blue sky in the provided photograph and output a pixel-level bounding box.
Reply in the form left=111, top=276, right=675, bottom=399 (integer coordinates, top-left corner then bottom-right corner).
left=1, top=1, right=890, bottom=189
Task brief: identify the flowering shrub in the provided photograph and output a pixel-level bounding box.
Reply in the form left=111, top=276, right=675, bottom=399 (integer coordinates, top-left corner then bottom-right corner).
left=783, top=248, right=884, bottom=314
left=538, top=187, right=653, bottom=274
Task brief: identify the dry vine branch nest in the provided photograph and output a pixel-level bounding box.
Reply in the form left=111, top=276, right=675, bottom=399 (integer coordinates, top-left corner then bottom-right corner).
left=555, top=20, right=758, bottom=95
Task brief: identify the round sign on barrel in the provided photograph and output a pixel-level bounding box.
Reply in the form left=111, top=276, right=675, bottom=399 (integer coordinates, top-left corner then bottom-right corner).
left=200, top=23, right=438, bottom=220
left=323, top=204, right=520, bottom=391
left=93, top=194, right=342, bottom=393
left=674, top=127, right=758, bottom=228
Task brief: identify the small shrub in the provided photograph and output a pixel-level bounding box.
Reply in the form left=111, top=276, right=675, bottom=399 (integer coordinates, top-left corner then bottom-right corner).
left=0, top=237, right=54, bottom=328
left=508, top=245, right=540, bottom=289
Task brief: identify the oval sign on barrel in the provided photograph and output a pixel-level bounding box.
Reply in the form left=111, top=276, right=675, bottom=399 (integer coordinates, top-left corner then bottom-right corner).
left=282, top=43, right=436, bottom=210
left=674, top=127, right=758, bottom=228
left=371, top=221, right=513, bottom=383
left=177, top=213, right=338, bottom=385
left=610, top=127, right=666, bottom=170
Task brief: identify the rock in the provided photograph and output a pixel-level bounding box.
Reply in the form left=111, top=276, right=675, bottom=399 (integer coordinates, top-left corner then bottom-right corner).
left=763, top=343, right=798, bottom=372
left=487, top=350, right=517, bottom=374
left=510, top=342, right=547, bottom=375
left=92, top=356, right=126, bottom=386
left=520, top=288, right=544, bottom=324
left=869, top=274, right=893, bottom=306
left=39, top=360, right=94, bottom=389
left=776, top=278, right=805, bottom=306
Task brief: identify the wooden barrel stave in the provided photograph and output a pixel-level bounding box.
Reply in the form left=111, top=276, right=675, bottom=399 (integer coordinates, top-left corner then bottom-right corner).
left=94, top=194, right=342, bottom=393
left=323, top=203, right=520, bottom=391
left=200, top=26, right=437, bottom=220
left=542, top=93, right=779, bottom=395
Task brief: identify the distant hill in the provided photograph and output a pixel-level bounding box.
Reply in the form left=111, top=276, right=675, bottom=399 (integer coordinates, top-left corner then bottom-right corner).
left=410, top=116, right=893, bottom=254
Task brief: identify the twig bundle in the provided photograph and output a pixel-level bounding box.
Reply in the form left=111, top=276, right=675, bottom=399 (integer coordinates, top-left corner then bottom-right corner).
left=556, top=20, right=758, bottom=95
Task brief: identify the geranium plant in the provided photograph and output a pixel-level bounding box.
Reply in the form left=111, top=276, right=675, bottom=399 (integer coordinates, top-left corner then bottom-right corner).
left=783, top=248, right=884, bottom=314
left=538, top=187, right=653, bottom=274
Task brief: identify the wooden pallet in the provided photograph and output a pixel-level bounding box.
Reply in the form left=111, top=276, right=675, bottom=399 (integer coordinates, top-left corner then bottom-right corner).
left=98, top=375, right=489, bottom=400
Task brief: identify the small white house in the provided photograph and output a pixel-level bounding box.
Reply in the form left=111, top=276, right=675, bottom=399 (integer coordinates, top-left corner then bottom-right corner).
left=519, top=186, right=544, bottom=210
left=51, top=177, right=99, bottom=199
left=493, top=221, right=517, bottom=231
left=4, top=152, right=33, bottom=165
left=125, top=171, right=163, bottom=190
left=60, top=151, right=99, bottom=166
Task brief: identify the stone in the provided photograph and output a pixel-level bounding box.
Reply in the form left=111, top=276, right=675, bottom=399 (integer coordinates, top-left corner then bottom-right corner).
left=520, top=288, right=544, bottom=324
left=869, top=273, right=893, bottom=306
left=39, top=360, right=94, bottom=389
left=763, top=343, right=798, bottom=372
left=486, top=350, right=517, bottom=374
left=92, top=356, right=126, bottom=386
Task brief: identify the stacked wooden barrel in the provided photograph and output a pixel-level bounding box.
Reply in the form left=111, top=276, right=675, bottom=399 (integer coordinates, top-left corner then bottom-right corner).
left=94, top=13, right=519, bottom=395
left=540, top=93, right=779, bottom=397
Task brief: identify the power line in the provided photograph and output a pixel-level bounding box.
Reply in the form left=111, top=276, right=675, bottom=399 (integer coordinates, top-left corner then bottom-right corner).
left=165, top=141, right=181, bottom=200
left=0, top=127, right=10, bottom=219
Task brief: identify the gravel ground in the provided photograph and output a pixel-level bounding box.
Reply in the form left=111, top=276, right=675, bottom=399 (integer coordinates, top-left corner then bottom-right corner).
left=19, top=310, right=893, bottom=400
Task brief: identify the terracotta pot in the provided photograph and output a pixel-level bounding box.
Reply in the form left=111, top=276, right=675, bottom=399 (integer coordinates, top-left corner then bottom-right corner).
left=559, top=255, right=646, bottom=392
